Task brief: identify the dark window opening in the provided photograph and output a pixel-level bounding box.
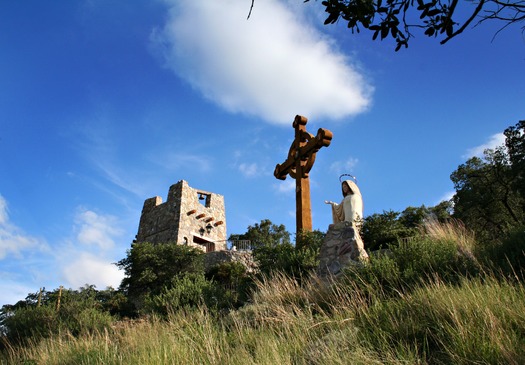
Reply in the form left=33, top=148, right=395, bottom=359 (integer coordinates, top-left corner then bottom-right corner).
left=193, top=235, right=215, bottom=252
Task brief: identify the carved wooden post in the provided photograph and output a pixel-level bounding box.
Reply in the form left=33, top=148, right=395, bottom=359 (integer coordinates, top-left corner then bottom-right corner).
left=274, top=115, right=332, bottom=233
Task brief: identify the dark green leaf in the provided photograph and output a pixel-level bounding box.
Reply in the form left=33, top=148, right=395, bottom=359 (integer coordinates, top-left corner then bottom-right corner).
left=381, top=26, right=389, bottom=39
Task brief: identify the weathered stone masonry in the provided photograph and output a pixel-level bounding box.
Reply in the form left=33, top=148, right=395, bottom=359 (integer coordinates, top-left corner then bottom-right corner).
left=135, top=180, right=227, bottom=252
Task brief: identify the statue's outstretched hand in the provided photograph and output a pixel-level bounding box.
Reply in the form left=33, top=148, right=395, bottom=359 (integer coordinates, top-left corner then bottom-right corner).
left=325, top=200, right=335, bottom=205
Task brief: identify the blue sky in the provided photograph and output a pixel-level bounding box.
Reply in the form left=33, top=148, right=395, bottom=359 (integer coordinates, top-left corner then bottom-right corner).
left=1, top=0, right=524, bottom=305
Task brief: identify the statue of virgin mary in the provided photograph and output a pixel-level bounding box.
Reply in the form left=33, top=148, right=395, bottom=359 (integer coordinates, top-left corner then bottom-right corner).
left=325, top=177, right=365, bottom=253
left=325, top=178, right=363, bottom=226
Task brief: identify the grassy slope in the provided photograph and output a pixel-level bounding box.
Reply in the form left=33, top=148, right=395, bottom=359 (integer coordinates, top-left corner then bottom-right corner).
left=3, top=221, right=525, bottom=364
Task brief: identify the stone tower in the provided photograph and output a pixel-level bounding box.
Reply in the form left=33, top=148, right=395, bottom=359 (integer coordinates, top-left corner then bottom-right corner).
left=135, top=180, right=227, bottom=252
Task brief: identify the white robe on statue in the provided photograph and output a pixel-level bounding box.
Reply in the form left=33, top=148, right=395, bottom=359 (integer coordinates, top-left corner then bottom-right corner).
left=329, top=179, right=365, bottom=252
left=330, top=180, right=363, bottom=225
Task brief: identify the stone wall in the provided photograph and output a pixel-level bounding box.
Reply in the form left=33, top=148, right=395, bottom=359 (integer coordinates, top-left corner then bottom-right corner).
left=204, top=250, right=257, bottom=273
left=135, top=180, right=227, bottom=252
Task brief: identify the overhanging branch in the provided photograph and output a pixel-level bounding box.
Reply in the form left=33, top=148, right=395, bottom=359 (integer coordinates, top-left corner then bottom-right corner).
left=441, top=0, right=487, bottom=44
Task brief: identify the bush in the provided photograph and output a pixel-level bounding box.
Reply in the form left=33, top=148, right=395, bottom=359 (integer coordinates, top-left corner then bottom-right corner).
left=1, top=305, right=57, bottom=345
left=206, top=262, right=254, bottom=309
left=253, top=242, right=318, bottom=280
left=144, top=273, right=212, bottom=315
left=58, top=304, right=114, bottom=337
left=295, top=229, right=325, bottom=252
left=342, top=225, right=480, bottom=298
left=479, top=226, right=525, bottom=277
left=1, top=288, right=115, bottom=347
left=117, top=242, right=204, bottom=312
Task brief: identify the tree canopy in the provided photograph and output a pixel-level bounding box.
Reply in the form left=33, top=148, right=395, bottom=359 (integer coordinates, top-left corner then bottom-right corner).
left=116, top=242, right=204, bottom=303
left=229, top=219, right=291, bottom=248
left=362, top=202, right=453, bottom=250
left=249, top=0, right=525, bottom=50
left=451, top=120, right=525, bottom=242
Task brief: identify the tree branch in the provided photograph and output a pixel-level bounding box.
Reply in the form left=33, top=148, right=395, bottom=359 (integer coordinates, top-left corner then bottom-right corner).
left=247, top=0, right=255, bottom=20
left=441, top=0, right=487, bottom=44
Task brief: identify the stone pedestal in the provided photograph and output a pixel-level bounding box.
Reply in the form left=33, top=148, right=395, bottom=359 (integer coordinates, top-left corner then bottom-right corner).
left=317, top=221, right=368, bottom=278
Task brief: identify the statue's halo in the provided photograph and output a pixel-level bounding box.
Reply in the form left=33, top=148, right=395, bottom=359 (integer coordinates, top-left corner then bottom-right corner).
left=339, top=174, right=357, bottom=183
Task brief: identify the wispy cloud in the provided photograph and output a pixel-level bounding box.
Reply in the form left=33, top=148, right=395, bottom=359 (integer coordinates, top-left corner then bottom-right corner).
left=329, top=157, right=359, bottom=174
left=74, top=119, right=151, bottom=199
left=0, top=195, right=47, bottom=260
left=161, top=152, right=212, bottom=173
left=0, top=195, right=50, bottom=304
left=151, top=0, right=373, bottom=124
left=463, top=133, right=505, bottom=159
left=59, top=208, right=125, bottom=289
left=0, top=200, right=125, bottom=303
left=75, top=208, right=123, bottom=251
left=0, top=279, right=37, bottom=307
left=62, top=252, right=123, bottom=289
left=0, top=195, right=7, bottom=225
left=274, top=179, right=296, bottom=194
left=238, top=162, right=259, bottom=178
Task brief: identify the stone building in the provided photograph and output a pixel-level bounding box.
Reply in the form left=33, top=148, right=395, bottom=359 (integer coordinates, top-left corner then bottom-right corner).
left=135, top=180, right=227, bottom=252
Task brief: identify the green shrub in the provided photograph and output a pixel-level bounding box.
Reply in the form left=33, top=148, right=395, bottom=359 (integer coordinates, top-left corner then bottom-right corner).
left=253, top=242, right=318, bottom=280
left=117, top=242, right=204, bottom=313
left=205, top=262, right=254, bottom=309
left=343, top=231, right=480, bottom=298
left=393, top=236, right=477, bottom=285
left=295, top=229, right=325, bottom=252
left=144, top=273, right=212, bottom=315
left=479, top=226, right=525, bottom=277
left=58, top=305, right=114, bottom=337
left=1, top=305, right=57, bottom=345
left=1, top=300, right=115, bottom=347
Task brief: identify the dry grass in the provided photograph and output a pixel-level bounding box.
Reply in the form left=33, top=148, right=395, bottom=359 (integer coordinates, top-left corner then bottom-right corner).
left=422, top=218, right=477, bottom=257
left=3, top=222, right=525, bottom=364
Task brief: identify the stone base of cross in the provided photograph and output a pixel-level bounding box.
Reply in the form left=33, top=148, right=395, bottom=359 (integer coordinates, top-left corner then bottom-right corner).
left=274, top=115, right=332, bottom=233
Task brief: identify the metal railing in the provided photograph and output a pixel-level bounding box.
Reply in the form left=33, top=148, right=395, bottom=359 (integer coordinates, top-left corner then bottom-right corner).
left=228, top=240, right=253, bottom=251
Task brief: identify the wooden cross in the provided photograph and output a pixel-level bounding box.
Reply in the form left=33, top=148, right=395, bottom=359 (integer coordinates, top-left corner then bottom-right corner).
left=274, top=115, right=333, bottom=233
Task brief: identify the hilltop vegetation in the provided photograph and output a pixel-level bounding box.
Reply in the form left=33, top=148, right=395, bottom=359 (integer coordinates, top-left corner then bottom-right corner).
left=1, top=120, right=524, bottom=364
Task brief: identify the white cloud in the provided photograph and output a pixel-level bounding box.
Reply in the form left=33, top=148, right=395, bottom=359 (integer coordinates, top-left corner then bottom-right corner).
left=238, top=162, right=259, bottom=177
left=0, top=195, right=47, bottom=260
left=0, top=195, right=7, bottom=225
left=162, top=152, right=212, bottom=173
left=0, top=199, right=126, bottom=303
left=152, top=0, right=373, bottom=124
left=75, top=121, right=150, bottom=199
left=463, top=133, right=505, bottom=158
left=329, top=157, right=359, bottom=174
left=75, top=209, right=123, bottom=250
left=274, top=179, right=296, bottom=193
left=0, top=279, right=36, bottom=306
left=58, top=208, right=126, bottom=289
left=62, top=252, right=123, bottom=289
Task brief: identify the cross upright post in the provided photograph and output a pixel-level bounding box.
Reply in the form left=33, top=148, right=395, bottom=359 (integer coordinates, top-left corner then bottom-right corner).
left=274, top=115, right=333, bottom=233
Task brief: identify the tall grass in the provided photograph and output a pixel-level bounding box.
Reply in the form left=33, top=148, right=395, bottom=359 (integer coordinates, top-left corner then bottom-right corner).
left=422, top=218, right=477, bottom=259
left=3, top=276, right=525, bottom=364
left=3, top=220, right=525, bottom=364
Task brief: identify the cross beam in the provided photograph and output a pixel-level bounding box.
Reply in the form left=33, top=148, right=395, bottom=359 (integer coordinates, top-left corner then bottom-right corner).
left=274, top=115, right=332, bottom=233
